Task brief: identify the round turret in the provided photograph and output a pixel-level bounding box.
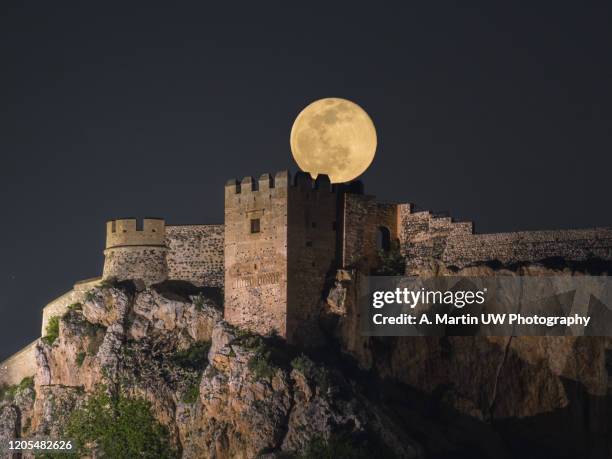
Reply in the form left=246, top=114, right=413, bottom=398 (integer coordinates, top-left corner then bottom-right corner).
left=102, top=218, right=168, bottom=286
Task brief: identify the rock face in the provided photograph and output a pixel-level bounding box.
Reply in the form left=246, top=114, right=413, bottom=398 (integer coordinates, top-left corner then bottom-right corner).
left=8, top=282, right=424, bottom=458
left=327, top=263, right=612, bottom=458
left=0, top=380, right=35, bottom=459
left=4, top=267, right=611, bottom=458
left=178, top=321, right=421, bottom=458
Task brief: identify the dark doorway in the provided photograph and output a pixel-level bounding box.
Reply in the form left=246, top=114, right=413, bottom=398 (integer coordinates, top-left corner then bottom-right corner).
left=376, top=226, right=391, bottom=251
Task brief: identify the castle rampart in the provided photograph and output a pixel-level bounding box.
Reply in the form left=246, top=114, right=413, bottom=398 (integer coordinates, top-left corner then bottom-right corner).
left=0, top=341, right=37, bottom=386
left=398, top=204, right=473, bottom=272
left=41, top=277, right=101, bottom=335
left=397, top=203, right=612, bottom=272
left=166, top=224, right=224, bottom=287
left=0, top=277, right=101, bottom=387
left=442, top=227, right=612, bottom=269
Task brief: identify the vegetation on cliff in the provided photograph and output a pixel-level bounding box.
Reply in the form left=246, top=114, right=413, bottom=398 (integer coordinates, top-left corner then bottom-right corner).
left=375, top=240, right=406, bottom=276
left=171, top=341, right=210, bottom=370
left=41, top=316, right=60, bottom=345
left=290, top=354, right=331, bottom=395
left=0, top=376, right=34, bottom=403
left=64, top=387, right=177, bottom=458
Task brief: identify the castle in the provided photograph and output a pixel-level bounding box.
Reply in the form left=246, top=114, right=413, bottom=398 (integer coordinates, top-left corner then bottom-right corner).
left=2, top=170, right=612, bottom=384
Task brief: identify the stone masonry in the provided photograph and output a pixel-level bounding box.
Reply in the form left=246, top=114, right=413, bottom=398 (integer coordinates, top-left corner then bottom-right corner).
left=397, top=203, right=612, bottom=273
left=342, top=193, right=399, bottom=271
left=102, top=218, right=168, bottom=286
left=102, top=219, right=225, bottom=288
left=166, top=224, right=224, bottom=287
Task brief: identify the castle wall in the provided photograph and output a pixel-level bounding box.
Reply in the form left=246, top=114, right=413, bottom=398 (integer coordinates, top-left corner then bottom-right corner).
left=166, top=225, right=224, bottom=287
left=41, top=290, right=78, bottom=335
left=398, top=204, right=612, bottom=271
left=286, top=173, right=340, bottom=344
left=2, top=278, right=100, bottom=387
left=41, top=277, right=101, bottom=335
left=442, top=228, right=612, bottom=268
left=398, top=203, right=473, bottom=273
left=0, top=341, right=37, bottom=386
left=342, top=194, right=399, bottom=270
left=103, top=246, right=168, bottom=285
left=224, top=172, right=290, bottom=337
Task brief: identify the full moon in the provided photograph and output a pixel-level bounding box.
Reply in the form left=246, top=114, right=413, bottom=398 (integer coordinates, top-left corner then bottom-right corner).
left=290, top=98, right=377, bottom=183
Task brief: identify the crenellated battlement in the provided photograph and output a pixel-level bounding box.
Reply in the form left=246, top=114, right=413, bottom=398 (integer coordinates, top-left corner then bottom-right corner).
left=225, top=171, right=288, bottom=196
left=291, top=171, right=335, bottom=192
left=105, top=218, right=166, bottom=249
left=224, top=170, right=338, bottom=198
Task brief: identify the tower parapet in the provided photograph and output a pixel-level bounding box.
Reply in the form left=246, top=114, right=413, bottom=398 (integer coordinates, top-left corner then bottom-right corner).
left=106, top=218, right=166, bottom=248
left=103, top=218, right=168, bottom=286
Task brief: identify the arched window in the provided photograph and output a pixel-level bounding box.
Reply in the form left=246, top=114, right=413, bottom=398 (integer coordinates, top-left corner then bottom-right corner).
left=376, top=226, right=391, bottom=252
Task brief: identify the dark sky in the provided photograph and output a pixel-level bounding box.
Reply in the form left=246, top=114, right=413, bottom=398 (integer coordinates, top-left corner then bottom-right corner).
left=1, top=3, right=611, bottom=359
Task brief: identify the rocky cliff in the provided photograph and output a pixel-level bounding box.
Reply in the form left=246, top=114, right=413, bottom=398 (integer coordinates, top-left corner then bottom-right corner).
left=1, top=263, right=611, bottom=458
left=0, top=282, right=422, bottom=458
left=326, top=260, right=612, bottom=458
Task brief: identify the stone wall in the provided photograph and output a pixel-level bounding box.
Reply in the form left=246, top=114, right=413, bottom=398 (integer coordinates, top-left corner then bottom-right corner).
left=41, top=290, right=78, bottom=336
left=104, top=219, right=225, bottom=287
left=443, top=228, right=612, bottom=268
left=41, top=277, right=101, bottom=335
left=398, top=204, right=474, bottom=273
left=166, top=224, right=224, bottom=287
left=0, top=341, right=37, bottom=386
left=342, top=194, right=399, bottom=270
left=1, top=278, right=100, bottom=387
left=103, top=246, right=168, bottom=285
left=398, top=204, right=612, bottom=271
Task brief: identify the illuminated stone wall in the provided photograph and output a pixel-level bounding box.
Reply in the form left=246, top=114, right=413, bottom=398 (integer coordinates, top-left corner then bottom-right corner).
left=166, top=224, right=224, bottom=287
left=0, top=341, right=37, bottom=386
left=224, top=171, right=290, bottom=338
left=398, top=204, right=612, bottom=272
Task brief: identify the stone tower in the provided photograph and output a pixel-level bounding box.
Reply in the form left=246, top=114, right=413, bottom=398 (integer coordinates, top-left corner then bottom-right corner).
left=224, top=171, right=341, bottom=345
left=103, top=218, right=168, bottom=286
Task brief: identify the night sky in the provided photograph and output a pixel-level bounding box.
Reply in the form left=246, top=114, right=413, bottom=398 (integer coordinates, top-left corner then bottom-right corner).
left=1, top=3, right=611, bottom=359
